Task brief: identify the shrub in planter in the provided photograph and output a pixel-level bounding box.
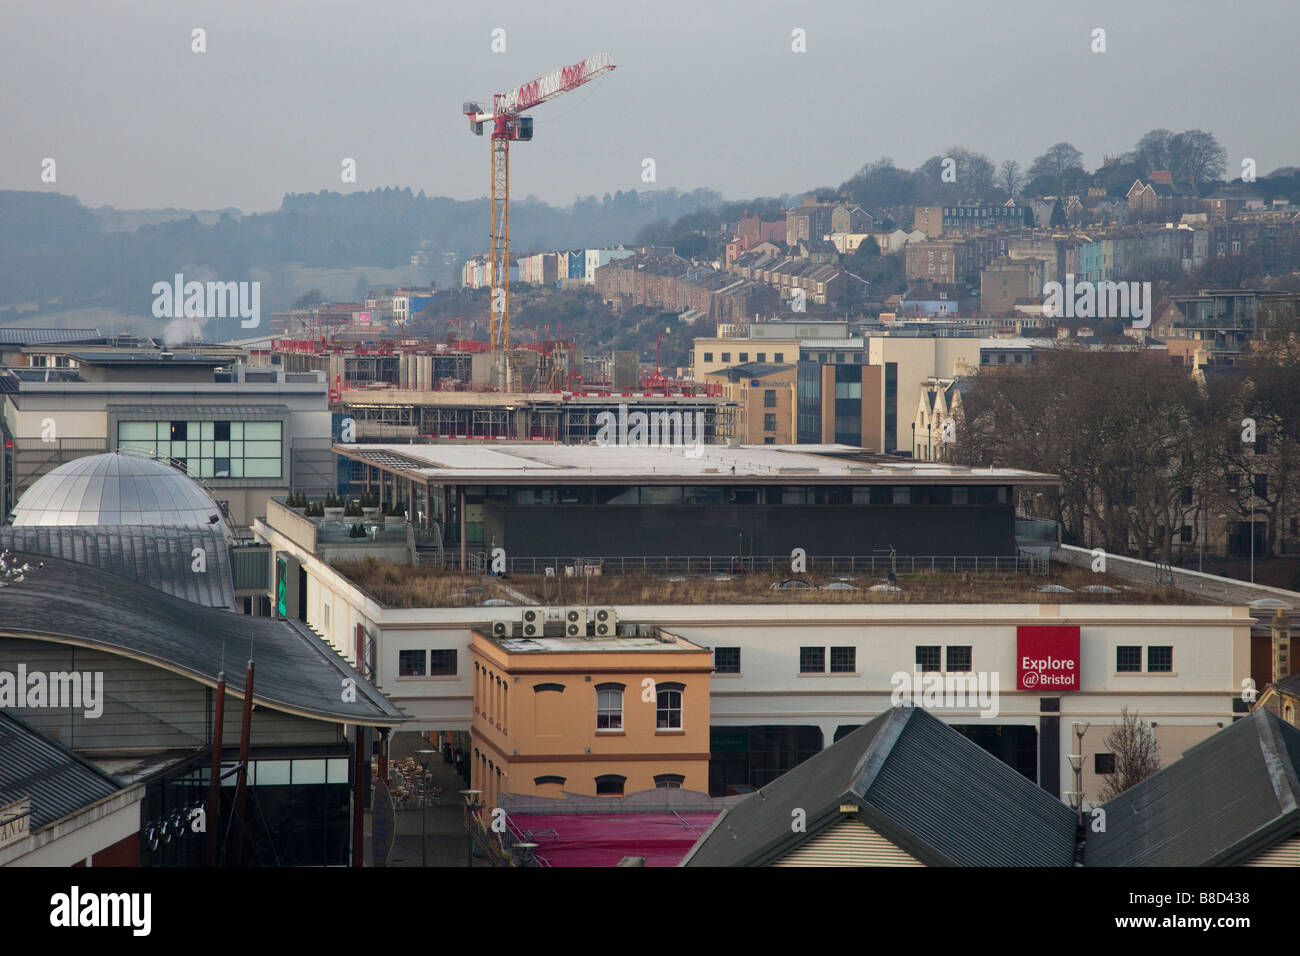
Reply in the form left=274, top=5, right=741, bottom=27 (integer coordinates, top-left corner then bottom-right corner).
left=348, top=522, right=367, bottom=538
left=304, top=502, right=325, bottom=517
left=344, top=499, right=363, bottom=517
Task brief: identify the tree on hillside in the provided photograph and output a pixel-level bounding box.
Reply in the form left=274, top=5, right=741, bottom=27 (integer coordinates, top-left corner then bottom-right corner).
left=1049, top=199, right=1068, bottom=228
left=1129, top=129, right=1175, bottom=177
left=1098, top=708, right=1162, bottom=800
left=1168, top=130, right=1227, bottom=185
left=1028, top=142, right=1086, bottom=190
left=998, top=160, right=1025, bottom=199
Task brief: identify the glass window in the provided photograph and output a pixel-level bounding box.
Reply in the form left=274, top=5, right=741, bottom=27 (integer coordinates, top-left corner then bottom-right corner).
left=170, top=421, right=188, bottom=440
left=595, top=775, right=626, bottom=796
left=200, top=421, right=214, bottom=439
left=231, top=422, right=244, bottom=439
left=245, top=422, right=281, bottom=440
left=656, top=689, right=683, bottom=729
left=292, top=759, right=327, bottom=785
left=429, top=649, right=457, bottom=675
left=399, top=649, right=426, bottom=676
left=597, top=689, right=623, bottom=730
left=244, top=458, right=280, bottom=478
left=1147, top=646, right=1173, bottom=672
left=946, top=646, right=972, bottom=672
left=715, top=647, right=741, bottom=673
left=654, top=774, right=685, bottom=789
left=244, top=440, right=281, bottom=458
left=118, top=421, right=155, bottom=440
left=830, top=646, right=856, bottom=673
left=214, top=420, right=231, bottom=441
left=800, top=646, right=825, bottom=673
left=1094, top=753, right=1116, bottom=775
left=915, top=646, right=941, bottom=672
left=1116, top=646, right=1142, bottom=672
left=255, top=760, right=291, bottom=786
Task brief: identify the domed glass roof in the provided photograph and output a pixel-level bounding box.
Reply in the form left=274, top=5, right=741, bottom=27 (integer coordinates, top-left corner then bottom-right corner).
left=11, top=453, right=227, bottom=530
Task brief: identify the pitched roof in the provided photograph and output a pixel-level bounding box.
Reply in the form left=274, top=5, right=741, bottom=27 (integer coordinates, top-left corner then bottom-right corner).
left=1085, top=709, right=1300, bottom=866
left=0, top=711, right=124, bottom=830
left=681, top=706, right=1078, bottom=867
left=0, top=328, right=104, bottom=346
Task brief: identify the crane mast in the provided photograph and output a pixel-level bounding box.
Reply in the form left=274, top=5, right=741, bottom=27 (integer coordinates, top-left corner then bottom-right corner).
left=463, top=53, right=615, bottom=381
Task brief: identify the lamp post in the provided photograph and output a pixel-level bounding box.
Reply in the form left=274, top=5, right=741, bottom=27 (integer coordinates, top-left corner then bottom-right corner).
left=459, top=789, right=482, bottom=868
left=416, top=749, right=438, bottom=868
left=1066, top=722, right=1089, bottom=829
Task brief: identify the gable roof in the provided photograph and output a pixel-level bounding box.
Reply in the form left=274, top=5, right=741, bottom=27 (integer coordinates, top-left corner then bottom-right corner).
left=681, top=706, right=1077, bottom=867
left=1085, top=709, right=1300, bottom=866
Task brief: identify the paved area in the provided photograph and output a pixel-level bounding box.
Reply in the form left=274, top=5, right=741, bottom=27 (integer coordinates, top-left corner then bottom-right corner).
left=363, top=733, right=491, bottom=867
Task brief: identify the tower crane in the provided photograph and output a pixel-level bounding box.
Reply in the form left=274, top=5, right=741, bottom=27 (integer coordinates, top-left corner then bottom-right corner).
left=463, top=53, right=615, bottom=367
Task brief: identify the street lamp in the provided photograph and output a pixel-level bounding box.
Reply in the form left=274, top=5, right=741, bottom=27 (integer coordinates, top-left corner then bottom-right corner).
left=1065, top=722, right=1090, bottom=829
left=459, top=789, right=482, bottom=868
left=416, top=749, right=438, bottom=867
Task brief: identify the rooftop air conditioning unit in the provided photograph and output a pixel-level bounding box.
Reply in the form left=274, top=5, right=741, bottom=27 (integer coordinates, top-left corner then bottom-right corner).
left=490, top=619, right=511, bottom=638
left=592, top=607, right=617, bottom=637
left=564, top=608, right=588, bottom=638
left=522, top=608, right=544, bottom=638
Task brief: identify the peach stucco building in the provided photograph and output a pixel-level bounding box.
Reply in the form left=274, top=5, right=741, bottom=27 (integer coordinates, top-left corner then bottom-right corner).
left=469, top=629, right=713, bottom=807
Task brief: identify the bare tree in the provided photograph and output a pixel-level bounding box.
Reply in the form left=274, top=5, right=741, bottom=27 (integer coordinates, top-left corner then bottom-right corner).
left=998, top=159, right=1024, bottom=198
left=1098, top=707, right=1162, bottom=800
left=1168, top=130, right=1228, bottom=184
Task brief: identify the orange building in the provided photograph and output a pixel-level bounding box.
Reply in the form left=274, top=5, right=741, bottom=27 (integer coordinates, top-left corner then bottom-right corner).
left=469, top=629, right=713, bottom=807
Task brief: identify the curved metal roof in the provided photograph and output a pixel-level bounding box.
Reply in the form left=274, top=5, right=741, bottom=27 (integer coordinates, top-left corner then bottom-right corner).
left=0, top=553, right=405, bottom=726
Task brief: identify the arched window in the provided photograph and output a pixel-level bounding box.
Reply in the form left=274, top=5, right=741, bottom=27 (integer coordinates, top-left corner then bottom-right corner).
left=1286, top=703, right=1295, bottom=726
left=595, top=682, right=625, bottom=731
left=595, top=774, right=626, bottom=796
left=654, top=773, right=685, bottom=789
left=533, top=775, right=566, bottom=786
left=656, top=682, right=684, bottom=730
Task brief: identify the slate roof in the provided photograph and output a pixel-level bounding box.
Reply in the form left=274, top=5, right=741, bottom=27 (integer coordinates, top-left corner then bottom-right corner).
left=715, top=362, right=795, bottom=381
left=682, top=706, right=1078, bottom=867
left=0, top=552, right=406, bottom=726
left=1085, top=709, right=1300, bottom=866
left=0, top=711, right=123, bottom=830
left=0, top=525, right=237, bottom=609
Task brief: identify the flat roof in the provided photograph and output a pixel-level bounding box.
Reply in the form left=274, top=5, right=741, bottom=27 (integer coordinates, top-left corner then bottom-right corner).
left=334, top=442, right=1058, bottom=485
left=484, top=634, right=705, bottom=653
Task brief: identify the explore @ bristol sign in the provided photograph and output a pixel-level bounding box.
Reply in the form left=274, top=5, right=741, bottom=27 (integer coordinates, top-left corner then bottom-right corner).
left=1016, top=625, right=1080, bottom=690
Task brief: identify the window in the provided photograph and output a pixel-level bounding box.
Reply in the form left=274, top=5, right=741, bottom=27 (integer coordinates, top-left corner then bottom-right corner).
left=764, top=414, right=777, bottom=432
left=534, top=775, right=566, bottom=786
left=596, top=683, right=624, bottom=730
left=595, top=774, right=626, bottom=796
left=654, top=773, right=685, bottom=790
left=915, top=646, right=941, bottom=672
left=764, top=437, right=775, bottom=444
left=721, top=353, right=731, bottom=363
left=830, top=646, right=856, bottom=673
left=1095, top=753, right=1116, bottom=775
left=945, top=646, right=972, bottom=672
left=800, top=646, right=826, bottom=673
left=1116, top=646, right=1142, bottom=672
left=764, top=389, right=777, bottom=407
left=1180, top=525, right=1194, bottom=543
left=656, top=683, right=684, bottom=729
left=773, top=353, right=784, bottom=363
left=756, top=353, right=766, bottom=363
left=714, top=647, right=741, bottom=674
left=1254, top=474, right=1268, bottom=498
left=1181, top=485, right=1194, bottom=506
left=703, top=352, right=713, bottom=363
left=398, top=650, right=426, bottom=676
left=739, top=352, right=749, bottom=362
left=429, top=649, right=457, bottom=676
left=1147, top=646, right=1173, bottom=672
left=1256, top=434, right=1269, bottom=455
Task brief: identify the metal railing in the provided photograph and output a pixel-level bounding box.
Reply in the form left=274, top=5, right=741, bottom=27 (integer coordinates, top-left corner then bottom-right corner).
left=467, top=553, right=1047, bottom=576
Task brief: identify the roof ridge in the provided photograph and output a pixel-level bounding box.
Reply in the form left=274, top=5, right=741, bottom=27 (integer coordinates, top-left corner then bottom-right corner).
left=1254, top=709, right=1300, bottom=814
left=848, top=705, right=912, bottom=798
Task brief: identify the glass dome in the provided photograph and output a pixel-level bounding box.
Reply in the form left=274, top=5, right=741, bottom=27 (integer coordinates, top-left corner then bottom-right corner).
left=11, top=453, right=228, bottom=531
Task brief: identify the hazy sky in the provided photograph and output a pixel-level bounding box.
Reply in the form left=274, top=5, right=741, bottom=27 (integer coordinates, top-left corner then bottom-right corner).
left=3, top=0, right=1297, bottom=213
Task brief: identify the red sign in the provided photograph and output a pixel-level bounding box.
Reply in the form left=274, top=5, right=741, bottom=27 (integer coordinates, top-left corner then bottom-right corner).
left=1016, top=625, right=1080, bottom=690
